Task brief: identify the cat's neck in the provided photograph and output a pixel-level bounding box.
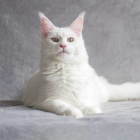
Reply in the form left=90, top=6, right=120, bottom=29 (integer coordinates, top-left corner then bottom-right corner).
left=40, top=57, right=88, bottom=73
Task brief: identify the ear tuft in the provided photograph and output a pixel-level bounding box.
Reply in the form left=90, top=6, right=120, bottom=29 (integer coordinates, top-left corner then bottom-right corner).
left=38, top=11, right=46, bottom=19
left=78, top=11, right=86, bottom=19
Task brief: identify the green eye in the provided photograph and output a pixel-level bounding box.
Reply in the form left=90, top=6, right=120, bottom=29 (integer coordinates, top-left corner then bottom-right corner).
left=52, top=37, right=59, bottom=42
left=67, top=37, right=74, bottom=42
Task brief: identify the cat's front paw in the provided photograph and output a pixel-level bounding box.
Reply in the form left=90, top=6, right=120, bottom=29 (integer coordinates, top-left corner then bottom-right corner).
left=82, top=106, right=102, bottom=115
left=63, top=107, right=83, bottom=118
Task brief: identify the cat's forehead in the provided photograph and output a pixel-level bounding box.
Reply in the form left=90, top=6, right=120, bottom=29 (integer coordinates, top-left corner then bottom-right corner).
left=50, top=27, right=77, bottom=38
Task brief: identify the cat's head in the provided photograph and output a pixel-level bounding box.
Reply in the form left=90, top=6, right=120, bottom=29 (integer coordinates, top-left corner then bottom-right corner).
left=39, top=12, right=88, bottom=63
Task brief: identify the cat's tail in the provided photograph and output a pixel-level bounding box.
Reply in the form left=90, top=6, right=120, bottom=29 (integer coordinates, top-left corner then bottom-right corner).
left=106, top=82, right=140, bottom=101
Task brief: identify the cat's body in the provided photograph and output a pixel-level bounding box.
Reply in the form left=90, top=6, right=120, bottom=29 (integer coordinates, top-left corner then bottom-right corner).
left=22, top=12, right=140, bottom=118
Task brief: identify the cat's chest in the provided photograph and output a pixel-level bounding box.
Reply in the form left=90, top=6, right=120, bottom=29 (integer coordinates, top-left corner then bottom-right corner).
left=42, top=63, right=91, bottom=87
left=42, top=63, right=98, bottom=107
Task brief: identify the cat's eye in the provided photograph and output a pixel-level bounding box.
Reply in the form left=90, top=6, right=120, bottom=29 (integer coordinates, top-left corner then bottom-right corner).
left=67, top=37, right=74, bottom=42
left=52, top=37, right=59, bottom=42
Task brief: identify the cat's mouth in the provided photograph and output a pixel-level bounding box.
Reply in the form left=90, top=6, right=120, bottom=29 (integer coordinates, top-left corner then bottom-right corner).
left=58, top=50, right=68, bottom=55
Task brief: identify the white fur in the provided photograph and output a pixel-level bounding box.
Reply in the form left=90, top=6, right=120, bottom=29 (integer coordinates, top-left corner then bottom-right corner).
left=22, top=12, right=140, bottom=118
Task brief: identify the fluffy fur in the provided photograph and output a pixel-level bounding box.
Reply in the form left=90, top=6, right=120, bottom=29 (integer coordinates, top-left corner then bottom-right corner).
left=22, top=12, right=140, bottom=118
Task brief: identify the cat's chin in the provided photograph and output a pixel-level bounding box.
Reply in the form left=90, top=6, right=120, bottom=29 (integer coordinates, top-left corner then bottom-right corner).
left=54, top=51, right=72, bottom=62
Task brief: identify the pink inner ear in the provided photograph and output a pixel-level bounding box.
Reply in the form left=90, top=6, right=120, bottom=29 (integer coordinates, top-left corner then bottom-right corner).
left=41, top=18, right=54, bottom=37
left=70, top=17, right=83, bottom=36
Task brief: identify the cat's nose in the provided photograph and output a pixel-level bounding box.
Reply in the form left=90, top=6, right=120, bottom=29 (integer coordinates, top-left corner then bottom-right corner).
left=60, top=44, right=66, bottom=49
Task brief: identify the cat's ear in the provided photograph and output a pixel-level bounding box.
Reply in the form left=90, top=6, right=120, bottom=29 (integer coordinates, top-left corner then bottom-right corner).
left=38, top=12, right=55, bottom=38
left=69, top=11, right=85, bottom=36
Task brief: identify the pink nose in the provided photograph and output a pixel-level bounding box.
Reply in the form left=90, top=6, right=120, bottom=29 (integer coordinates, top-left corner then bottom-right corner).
left=60, top=44, right=66, bottom=49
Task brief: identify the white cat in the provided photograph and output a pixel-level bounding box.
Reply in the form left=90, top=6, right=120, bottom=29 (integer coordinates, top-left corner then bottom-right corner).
left=22, top=12, right=140, bottom=118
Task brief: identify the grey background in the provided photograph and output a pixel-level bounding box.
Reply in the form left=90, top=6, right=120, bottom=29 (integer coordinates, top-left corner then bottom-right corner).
left=0, top=101, right=140, bottom=140
left=1, top=0, right=140, bottom=100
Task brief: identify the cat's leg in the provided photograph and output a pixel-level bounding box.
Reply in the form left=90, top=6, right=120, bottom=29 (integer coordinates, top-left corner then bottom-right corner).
left=35, top=99, right=83, bottom=118
left=81, top=106, right=102, bottom=115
